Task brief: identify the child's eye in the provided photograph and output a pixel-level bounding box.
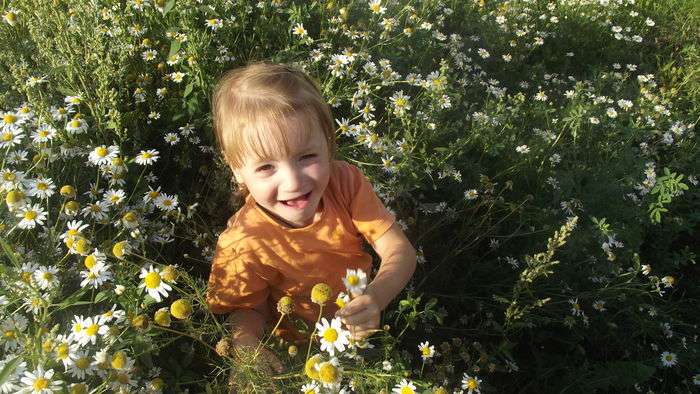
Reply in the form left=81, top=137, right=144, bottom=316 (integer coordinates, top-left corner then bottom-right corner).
left=301, top=154, right=317, bottom=160
left=256, top=164, right=273, bottom=172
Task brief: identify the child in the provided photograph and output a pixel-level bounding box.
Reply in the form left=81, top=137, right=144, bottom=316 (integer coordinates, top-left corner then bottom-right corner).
left=206, top=62, right=417, bottom=369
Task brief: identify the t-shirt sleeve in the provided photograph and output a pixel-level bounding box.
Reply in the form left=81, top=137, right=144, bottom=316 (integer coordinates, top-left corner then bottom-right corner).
left=343, top=163, right=396, bottom=244
left=206, top=231, right=274, bottom=314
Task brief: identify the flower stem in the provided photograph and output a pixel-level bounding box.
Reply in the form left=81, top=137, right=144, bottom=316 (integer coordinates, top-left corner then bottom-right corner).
left=305, top=304, right=324, bottom=363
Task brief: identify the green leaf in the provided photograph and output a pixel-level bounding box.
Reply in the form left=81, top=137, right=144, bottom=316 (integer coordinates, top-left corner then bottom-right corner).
left=0, top=238, right=19, bottom=266
left=588, top=361, right=655, bottom=389
left=0, top=357, right=21, bottom=387
left=168, top=40, right=181, bottom=58
left=183, top=82, right=194, bottom=98
left=163, top=0, right=176, bottom=15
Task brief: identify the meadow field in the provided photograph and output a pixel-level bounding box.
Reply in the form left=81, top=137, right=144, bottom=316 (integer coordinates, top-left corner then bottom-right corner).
left=0, top=0, right=698, bottom=392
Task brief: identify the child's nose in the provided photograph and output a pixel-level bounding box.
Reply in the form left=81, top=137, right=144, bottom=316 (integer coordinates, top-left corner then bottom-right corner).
left=280, top=166, right=304, bottom=191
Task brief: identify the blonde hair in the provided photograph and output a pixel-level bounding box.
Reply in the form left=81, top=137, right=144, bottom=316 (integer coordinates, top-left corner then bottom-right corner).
left=212, top=62, right=336, bottom=201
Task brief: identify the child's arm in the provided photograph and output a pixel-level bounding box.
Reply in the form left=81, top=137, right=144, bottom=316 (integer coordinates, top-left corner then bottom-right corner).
left=337, top=222, right=417, bottom=339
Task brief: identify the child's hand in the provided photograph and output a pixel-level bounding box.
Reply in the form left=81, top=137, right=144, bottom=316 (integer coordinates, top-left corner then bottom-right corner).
left=336, top=292, right=381, bottom=340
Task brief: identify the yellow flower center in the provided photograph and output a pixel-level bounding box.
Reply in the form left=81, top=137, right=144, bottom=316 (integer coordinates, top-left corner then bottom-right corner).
left=148, top=191, right=160, bottom=199
left=5, top=12, right=17, bottom=22
left=39, top=130, right=49, bottom=137
left=318, top=363, right=338, bottom=384
left=323, top=328, right=338, bottom=343
left=123, top=212, right=137, bottom=222
left=3, top=329, right=15, bottom=339
left=347, top=275, right=359, bottom=286
left=56, top=343, right=69, bottom=359
left=84, top=255, right=96, bottom=269
left=401, top=387, right=415, bottom=394
left=72, top=323, right=82, bottom=333
left=86, top=323, right=99, bottom=336
left=42, top=271, right=53, bottom=281
left=67, top=229, right=79, bottom=237
left=37, top=182, right=48, bottom=190
left=21, top=271, right=32, bottom=283
left=2, top=132, right=11, bottom=141
left=19, top=106, right=29, bottom=114
left=370, top=4, right=381, bottom=13
left=6, top=190, right=23, bottom=204
left=304, top=356, right=321, bottom=380
left=69, top=119, right=81, bottom=128
left=111, top=351, right=126, bottom=369
left=162, top=199, right=172, bottom=206
left=665, top=354, right=673, bottom=361
left=3, top=114, right=16, bottom=124
left=33, top=377, right=49, bottom=390
left=170, top=299, right=193, bottom=319
left=422, top=347, right=432, bottom=356
left=465, top=378, right=478, bottom=390
left=395, top=98, right=407, bottom=107
left=96, top=147, right=108, bottom=157
left=24, top=210, right=37, bottom=220
left=3, top=172, right=16, bottom=181
left=144, top=271, right=161, bottom=289
left=76, top=356, right=90, bottom=369
left=116, top=373, right=130, bottom=384
left=110, top=195, right=120, bottom=203
left=75, top=238, right=90, bottom=255
left=113, top=241, right=126, bottom=258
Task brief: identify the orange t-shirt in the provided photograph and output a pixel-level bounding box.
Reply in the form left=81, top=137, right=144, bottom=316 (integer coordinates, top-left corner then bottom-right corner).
left=206, top=160, right=396, bottom=331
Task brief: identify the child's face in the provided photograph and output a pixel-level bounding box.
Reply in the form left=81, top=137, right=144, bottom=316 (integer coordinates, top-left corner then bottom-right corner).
left=232, top=114, right=331, bottom=228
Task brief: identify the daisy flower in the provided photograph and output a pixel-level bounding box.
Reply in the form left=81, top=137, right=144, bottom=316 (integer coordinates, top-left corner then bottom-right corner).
left=81, top=201, right=109, bottom=221
left=692, top=373, right=700, bottom=386
left=5, top=189, right=28, bottom=211
left=135, top=149, right=159, bottom=165
left=389, top=90, right=411, bottom=117
left=301, top=382, right=319, bottom=394
left=88, top=145, right=119, bottom=166
left=31, top=124, right=57, bottom=143
left=27, top=177, right=56, bottom=199
left=164, top=132, right=180, bottom=145
left=19, top=365, right=62, bottom=394
left=142, top=49, right=157, bottom=61
left=342, top=268, right=367, bottom=297
left=26, top=75, right=47, bottom=87
left=660, top=351, right=677, bottom=367
left=139, top=265, right=172, bottom=302
left=292, top=23, right=308, bottom=38
left=464, top=189, right=479, bottom=200
left=170, top=72, right=186, bottom=83
left=100, top=305, right=126, bottom=324
left=1, top=315, right=28, bottom=351
left=661, top=275, right=675, bottom=288
left=143, top=186, right=162, bottom=203
left=154, top=193, right=178, bottom=211
left=53, top=335, right=79, bottom=368
left=120, top=210, right=140, bottom=229
left=50, top=106, right=71, bottom=121
left=335, top=292, right=350, bottom=309
left=205, top=18, right=223, bottom=31
left=76, top=315, right=108, bottom=347
left=418, top=341, right=435, bottom=361
left=461, top=373, right=482, bottom=393
left=80, top=262, right=113, bottom=289
left=0, top=111, right=25, bottom=131
left=33, top=265, right=59, bottom=290
left=102, top=189, right=126, bottom=206
left=17, top=203, right=47, bottom=229
left=65, top=116, right=88, bottom=134
left=60, top=220, right=89, bottom=243
left=64, top=95, right=82, bottom=107
left=66, top=350, right=95, bottom=380
left=606, top=108, right=618, bottom=118
left=392, top=379, right=416, bottom=394
left=515, top=144, right=530, bottom=154
left=16, top=103, right=33, bottom=119
left=316, top=317, right=350, bottom=356
left=3, top=9, right=19, bottom=26
left=315, top=357, right=342, bottom=389
left=368, top=1, right=386, bottom=15
left=0, top=128, right=24, bottom=149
